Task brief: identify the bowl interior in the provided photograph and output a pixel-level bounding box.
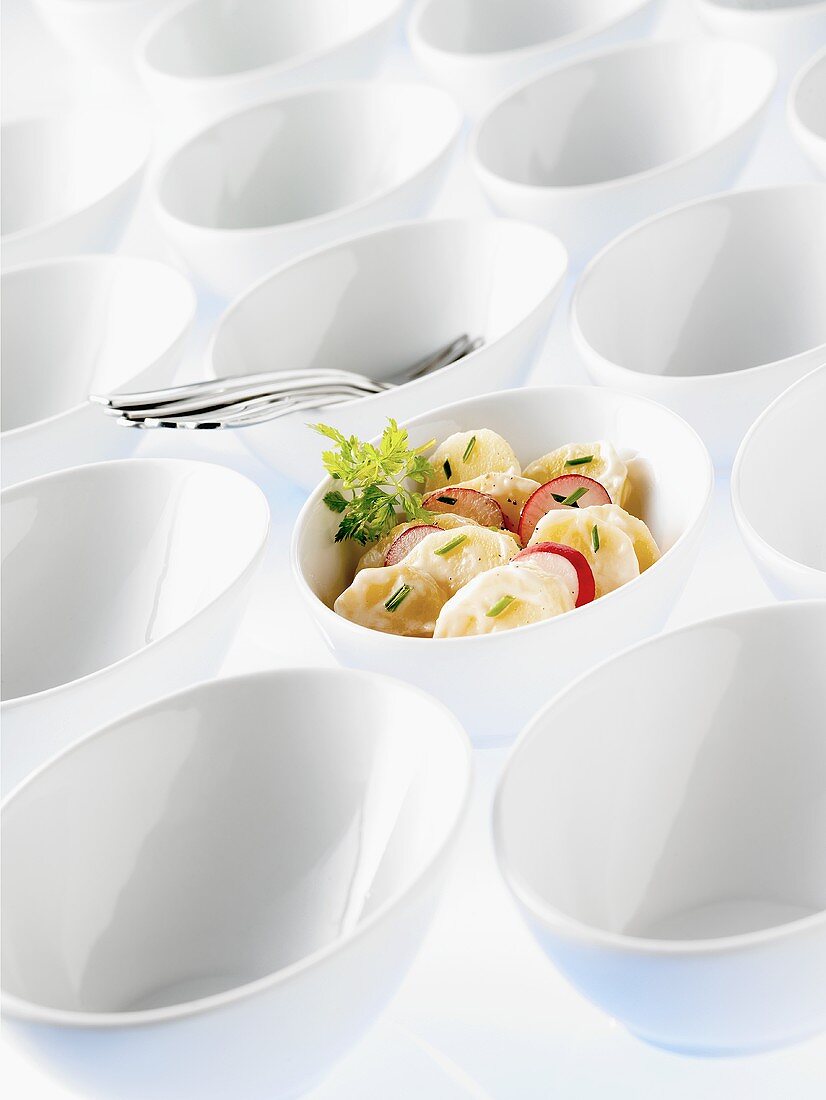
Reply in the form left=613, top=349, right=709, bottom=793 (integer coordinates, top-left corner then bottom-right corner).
left=297, top=387, right=710, bottom=611
left=1, top=114, right=145, bottom=238
left=575, top=186, right=826, bottom=377
left=1, top=671, right=468, bottom=1014
left=736, top=366, right=826, bottom=571
left=498, top=602, right=826, bottom=941
left=1, top=260, right=193, bottom=432
left=1, top=462, right=267, bottom=701
left=158, top=86, right=457, bottom=231
left=144, top=0, right=398, bottom=78
left=793, top=50, right=826, bottom=140
left=475, top=42, right=773, bottom=188
left=211, top=220, right=566, bottom=383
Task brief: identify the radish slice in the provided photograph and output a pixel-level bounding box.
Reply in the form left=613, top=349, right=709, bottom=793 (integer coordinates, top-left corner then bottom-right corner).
left=513, top=542, right=596, bottom=607
left=423, top=487, right=505, bottom=528
left=384, top=524, right=441, bottom=566
left=517, top=475, right=611, bottom=544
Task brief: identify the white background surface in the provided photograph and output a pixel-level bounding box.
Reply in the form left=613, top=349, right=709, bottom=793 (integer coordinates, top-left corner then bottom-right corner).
left=3, top=0, right=825, bottom=1095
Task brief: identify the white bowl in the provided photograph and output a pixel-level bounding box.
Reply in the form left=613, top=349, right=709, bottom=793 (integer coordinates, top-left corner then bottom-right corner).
left=31, top=0, right=176, bottom=69
left=1, top=459, right=269, bottom=794
left=494, top=600, right=826, bottom=1056
left=789, top=45, right=826, bottom=176
left=1, top=256, right=196, bottom=487
left=407, top=0, right=661, bottom=118
left=695, top=0, right=826, bottom=76
left=292, top=386, right=713, bottom=743
left=1, top=110, right=150, bottom=269
left=138, top=0, right=404, bottom=140
left=572, top=184, right=826, bottom=465
left=209, top=217, right=568, bottom=488
left=153, top=83, right=461, bottom=299
left=731, top=365, right=826, bottom=599
left=470, top=39, right=776, bottom=267
left=1, top=667, right=472, bottom=1100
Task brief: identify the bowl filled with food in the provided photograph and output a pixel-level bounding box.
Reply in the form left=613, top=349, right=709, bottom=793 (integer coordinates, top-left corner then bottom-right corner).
left=292, top=386, right=713, bottom=742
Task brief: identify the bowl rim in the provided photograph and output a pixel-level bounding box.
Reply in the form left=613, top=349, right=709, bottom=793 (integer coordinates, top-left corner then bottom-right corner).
left=493, top=598, right=826, bottom=955
left=0, top=255, right=197, bottom=439
left=137, top=0, right=403, bottom=85
left=787, top=43, right=826, bottom=148
left=0, top=665, right=473, bottom=1028
left=152, top=81, right=462, bottom=236
left=571, top=181, right=826, bottom=384
left=0, top=110, right=151, bottom=246
left=730, top=363, right=826, bottom=580
left=407, top=0, right=655, bottom=63
left=290, top=384, right=714, bottom=649
left=204, top=214, right=569, bottom=398
left=469, top=38, right=777, bottom=197
left=696, top=0, right=826, bottom=19
left=0, top=458, right=270, bottom=711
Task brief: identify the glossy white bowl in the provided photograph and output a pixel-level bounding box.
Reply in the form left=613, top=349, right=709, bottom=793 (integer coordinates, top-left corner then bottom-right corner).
left=209, top=217, right=568, bottom=488
left=407, top=0, right=661, bottom=118
left=789, top=46, right=826, bottom=176
left=1, top=668, right=471, bottom=1100
left=494, top=600, right=826, bottom=1056
left=31, top=0, right=176, bottom=69
left=292, top=386, right=713, bottom=743
left=1, top=110, right=150, bottom=269
left=470, top=39, right=776, bottom=267
left=1, top=459, right=269, bottom=794
left=1, top=256, right=196, bottom=487
left=138, top=0, right=404, bottom=140
left=153, top=83, right=461, bottom=299
left=695, top=0, right=826, bottom=75
left=572, top=184, right=826, bottom=465
left=731, top=365, right=826, bottom=599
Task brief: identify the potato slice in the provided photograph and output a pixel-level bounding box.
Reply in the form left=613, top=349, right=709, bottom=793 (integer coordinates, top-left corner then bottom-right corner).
left=404, top=525, right=518, bottom=596
left=524, top=441, right=627, bottom=507
left=585, top=504, right=661, bottom=573
left=529, top=507, right=639, bottom=598
left=334, top=564, right=446, bottom=637
left=434, top=562, right=574, bottom=637
left=424, top=429, right=521, bottom=491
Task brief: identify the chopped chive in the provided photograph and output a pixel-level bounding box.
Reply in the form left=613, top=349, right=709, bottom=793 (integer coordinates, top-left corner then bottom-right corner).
left=591, top=524, right=600, bottom=553
left=486, top=594, right=516, bottom=618
left=434, top=533, right=468, bottom=556
left=565, top=455, right=594, bottom=467
left=443, top=459, right=452, bottom=480
left=561, top=486, right=588, bottom=507
left=437, top=495, right=458, bottom=505
left=384, top=584, right=412, bottom=612
left=551, top=493, right=566, bottom=503
left=462, top=435, right=477, bottom=462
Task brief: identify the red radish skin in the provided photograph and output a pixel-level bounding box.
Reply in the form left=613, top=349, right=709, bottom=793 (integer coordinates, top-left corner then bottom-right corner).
left=514, top=542, right=596, bottom=607
left=423, top=487, right=505, bottom=528
left=518, top=475, right=611, bottom=545
left=384, top=524, right=441, bottom=566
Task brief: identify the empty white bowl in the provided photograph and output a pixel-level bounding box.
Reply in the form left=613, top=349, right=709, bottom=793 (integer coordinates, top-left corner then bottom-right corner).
left=1, top=459, right=269, bottom=794
left=292, top=386, right=713, bottom=743
left=695, top=0, right=826, bottom=75
left=731, top=365, right=826, bottom=599
left=470, top=39, right=776, bottom=267
left=31, top=0, right=176, bottom=69
left=789, top=45, right=826, bottom=176
left=572, top=184, right=826, bottom=464
left=1, top=668, right=471, bottom=1100
left=153, top=83, right=461, bottom=298
left=1, top=255, right=196, bottom=487
left=1, top=110, right=151, bottom=269
left=209, top=217, right=568, bottom=488
left=407, top=0, right=661, bottom=118
left=138, top=0, right=404, bottom=140
left=494, top=600, right=826, bottom=1056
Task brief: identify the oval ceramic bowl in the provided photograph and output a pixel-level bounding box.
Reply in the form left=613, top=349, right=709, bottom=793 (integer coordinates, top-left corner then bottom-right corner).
left=572, top=183, right=826, bottom=465
left=153, top=82, right=461, bottom=299
left=208, top=217, right=568, bottom=488
left=731, top=365, right=826, bottom=599
left=407, top=0, right=661, bottom=118
left=695, top=0, right=826, bottom=75
left=470, top=39, right=776, bottom=267
left=31, top=0, right=175, bottom=68
left=1, top=255, right=197, bottom=487
left=291, top=386, right=713, bottom=743
left=1, top=668, right=472, bottom=1100
left=494, top=600, right=826, bottom=1056
left=788, top=46, right=826, bottom=177
left=138, top=0, right=404, bottom=141
left=1, top=110, right=150, bottom=269
left=1, top=459, right=269, bottom=794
